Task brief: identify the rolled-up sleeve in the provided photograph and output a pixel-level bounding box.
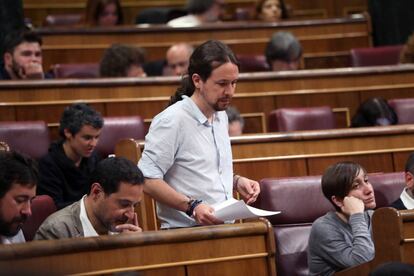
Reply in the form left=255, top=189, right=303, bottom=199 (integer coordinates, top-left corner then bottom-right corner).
left=138, top=115, right=180, bottom=179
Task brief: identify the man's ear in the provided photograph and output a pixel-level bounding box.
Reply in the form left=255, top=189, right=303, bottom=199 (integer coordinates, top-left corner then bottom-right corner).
left=3, top=52, right=12, bottom=66
left=63, top=128, right=72, bottom=140
left=90, top=183, right=103, bottom=199
left=192, top=73, right=201, bottom=89
left=405, top=171, right=414, bottom=190
left=331, top=195, right=343, bottom=209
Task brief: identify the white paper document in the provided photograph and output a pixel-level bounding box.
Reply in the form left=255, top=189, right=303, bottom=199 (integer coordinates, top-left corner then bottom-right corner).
left=213, top=198, right=280, bottom=221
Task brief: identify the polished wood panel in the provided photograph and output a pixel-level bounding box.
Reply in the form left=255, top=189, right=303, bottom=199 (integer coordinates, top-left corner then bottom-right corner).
left=35, top=16, right=371, bottom=69
left=24, top=0, right=368, bottom=27
left=115, top=125, right=414, bottom=181
left=24, top=0, right=256, bottom=27
left=115, top=125, right=414, bottom=231
left=287, top=0, right=368, bottom=17
left=0, top=220, right=276, bottom=276
left=336, top=208, right=414, bottom=276
left=2, top=65, right=414, bottom=138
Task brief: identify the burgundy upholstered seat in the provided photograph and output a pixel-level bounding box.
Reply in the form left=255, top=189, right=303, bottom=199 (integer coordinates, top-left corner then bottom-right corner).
left=96, top=116, right=146, bottom=158
left=350, top=45, right=403, bottom=67
left=268, top=106, right=336, bottom=132
left=0, top=121, right=50, bottom=159
left=22, top=195, right=56, bottom=241
left=368, top=172, right=405, bottom=207
left=253, top=172, right=405, bottom=276
left=388, top=98, right=414, bottom=124
left=237, top=55, right=269, bottom=72
left=52, top=63, right=99, bottom=79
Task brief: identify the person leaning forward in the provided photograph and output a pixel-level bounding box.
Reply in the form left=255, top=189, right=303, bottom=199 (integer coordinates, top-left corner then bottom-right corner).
left=35, top=157, right=144, bottom=240
left=138, top=40, right=260, bottom=229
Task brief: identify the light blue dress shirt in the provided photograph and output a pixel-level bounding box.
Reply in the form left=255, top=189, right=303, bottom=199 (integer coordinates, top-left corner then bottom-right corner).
left=138, top=96, right=233, bottom=228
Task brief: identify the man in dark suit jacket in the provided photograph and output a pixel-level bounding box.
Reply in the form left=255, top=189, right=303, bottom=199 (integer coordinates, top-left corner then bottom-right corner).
left=390, top=153, right=414, bottom=210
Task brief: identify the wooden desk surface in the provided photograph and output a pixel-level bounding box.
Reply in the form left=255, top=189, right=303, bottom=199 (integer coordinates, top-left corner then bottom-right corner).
left=0, top=219, right=276, bottom=276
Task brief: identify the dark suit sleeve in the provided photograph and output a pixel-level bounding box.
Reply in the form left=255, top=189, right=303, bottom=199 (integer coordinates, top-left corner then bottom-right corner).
left=37, top=157, right=70, bottom=210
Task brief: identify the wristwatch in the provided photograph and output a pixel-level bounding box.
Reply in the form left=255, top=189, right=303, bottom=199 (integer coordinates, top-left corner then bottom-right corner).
left=186, top=198, right=203, bottom=217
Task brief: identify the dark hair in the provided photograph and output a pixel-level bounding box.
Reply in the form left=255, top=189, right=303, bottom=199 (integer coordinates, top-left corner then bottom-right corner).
left=226, top=106, right=244, bottom=126
left=59, top=103, right=104, bottom=139
left=169, top=40, right=239, bottom=105
left=265, top=31, right=302, bottom=67
left=405, top=152, right=414, bottom=174
left=255, top=0, right=288, bottom=20
left=186, top=0, right=216, bottom=15
left=100, top=44, right=146, bottom=77
left=351, top=97, right=398, bottom=127
left=84, top=0, right=124, bottom=26
left=321, top=161, right=365, bottom=211
left=3, top=31, right=42, bottom=55
left=0, top=151, right=38, bottom=198
left=88, top=157, right=144, bottom=195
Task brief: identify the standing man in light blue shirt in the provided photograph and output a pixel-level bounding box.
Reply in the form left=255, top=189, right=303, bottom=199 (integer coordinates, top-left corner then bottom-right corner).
left=138, top=40, right=260, bottom=229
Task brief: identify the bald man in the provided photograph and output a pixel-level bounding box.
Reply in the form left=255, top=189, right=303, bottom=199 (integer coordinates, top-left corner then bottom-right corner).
left=165, top=43, right=194, bottom=76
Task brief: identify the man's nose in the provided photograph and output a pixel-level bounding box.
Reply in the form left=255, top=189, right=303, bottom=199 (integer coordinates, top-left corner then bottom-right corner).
left=21, top=202, right=32, bottom=217
left=174, top=67, right=182, bottom=76
left=90, top=137, right=98, bottom=147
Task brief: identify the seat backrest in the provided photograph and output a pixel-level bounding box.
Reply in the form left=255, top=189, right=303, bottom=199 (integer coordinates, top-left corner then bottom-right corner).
left=135, top=7, right=187, bottom=24
left=43, top=14, right=82, bottom=27
left=268, top=106, right=336, bottom=132
left=0, top=121, right=50, bottom=159
left=254, top=175, right=332, bottom=276
left=369, top=172, right=405, bottom=208
left=388, top=98, right=414, bottom=124
left=253, top=172, right=405, bottom=276
left=350, top=45, right=403, bottom=67
left=22, top=195, right=56, bottom=241
left=96, top=116, right=146, bottom=158
left=52, top=63, right=99, bottom=79
left=237, top=55, right=269, bottom=72
left=233, top=7, right=254, bottom=21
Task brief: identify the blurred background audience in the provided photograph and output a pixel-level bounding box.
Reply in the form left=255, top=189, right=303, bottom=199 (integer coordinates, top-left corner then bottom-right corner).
left=351, top=97, right=398, bottom=127
left=99, top=44, right=146, bottom=77
left=265, top=31, right=302, bottom=71
left=84, top=0, right=123, bottom=27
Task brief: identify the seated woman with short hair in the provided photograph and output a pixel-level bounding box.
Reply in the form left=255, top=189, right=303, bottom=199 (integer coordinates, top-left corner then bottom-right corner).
left=308, top=161, right=376, bottom=276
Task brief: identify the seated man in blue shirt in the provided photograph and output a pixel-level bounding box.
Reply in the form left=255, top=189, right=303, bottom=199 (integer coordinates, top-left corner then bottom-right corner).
left=139, top=40, right=260, bottom=229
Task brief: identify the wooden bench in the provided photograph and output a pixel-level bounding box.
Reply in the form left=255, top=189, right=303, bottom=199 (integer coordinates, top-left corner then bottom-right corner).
left=114, top=124, right=414, bottom=231
left=336, top=208, right=414, bottom=276
left=24, top=0, right=368, bottom=27
left=2, top=65, right=414, bottom=138
left=24, top=0, right=258, bottom=27
left=36, top=16, right=371, bottom=69
left=115, top=125, right=414, bottom=181
left=0, top=219, right=276, bottom=276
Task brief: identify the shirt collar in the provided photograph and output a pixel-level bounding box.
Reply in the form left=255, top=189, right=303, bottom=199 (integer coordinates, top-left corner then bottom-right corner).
left=1, top=230, right=25, bottom=244
left=400, top=188, right=414, bottom=209
left=79, top=195, right=99, bottom=237
left=183, top=95, right=221, bottom=125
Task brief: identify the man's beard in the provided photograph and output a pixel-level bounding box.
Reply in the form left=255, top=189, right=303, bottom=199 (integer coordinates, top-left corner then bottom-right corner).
left=212, top=96, right=231, bottom=111
left=11, top=59, right=24, bottom=79
left=0, top=215, right=27, bottom=237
